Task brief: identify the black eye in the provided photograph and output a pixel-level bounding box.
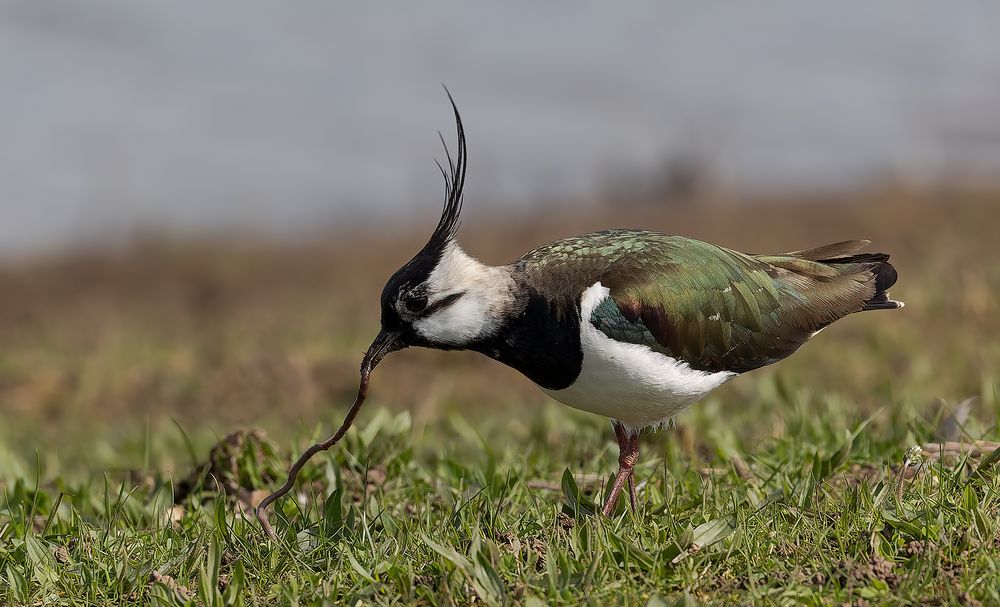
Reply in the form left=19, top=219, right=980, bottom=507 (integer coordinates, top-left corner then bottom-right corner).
left=404, top=295, right=428, bottom=313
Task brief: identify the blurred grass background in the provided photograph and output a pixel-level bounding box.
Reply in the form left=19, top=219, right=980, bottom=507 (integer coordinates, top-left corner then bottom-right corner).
left=2, top=187, right=996, bottom=482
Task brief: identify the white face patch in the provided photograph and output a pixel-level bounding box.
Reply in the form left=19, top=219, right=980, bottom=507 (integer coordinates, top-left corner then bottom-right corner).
left=412, top=242, right=514, bottom=346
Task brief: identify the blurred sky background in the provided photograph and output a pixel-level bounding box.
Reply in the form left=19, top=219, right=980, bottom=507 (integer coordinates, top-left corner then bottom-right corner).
left=3, top=1, right=1000, bottom=254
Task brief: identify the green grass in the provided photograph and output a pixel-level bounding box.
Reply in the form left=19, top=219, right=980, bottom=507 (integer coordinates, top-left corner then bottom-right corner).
left=3, top=380, right=1000, bottom=605
left=2, top=195, right=999, bottom=605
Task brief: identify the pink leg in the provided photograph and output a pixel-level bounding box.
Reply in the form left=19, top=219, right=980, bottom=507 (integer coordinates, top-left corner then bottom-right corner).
left=602, top=421, right=640, bottom=516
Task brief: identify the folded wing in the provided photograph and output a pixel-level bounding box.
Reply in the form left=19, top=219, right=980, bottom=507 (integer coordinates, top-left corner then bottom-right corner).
left=591, top=235, right=899, bottom=373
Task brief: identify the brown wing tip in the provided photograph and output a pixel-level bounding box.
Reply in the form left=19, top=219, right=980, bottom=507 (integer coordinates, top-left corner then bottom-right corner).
left=787, top=239, right=871, bottom=261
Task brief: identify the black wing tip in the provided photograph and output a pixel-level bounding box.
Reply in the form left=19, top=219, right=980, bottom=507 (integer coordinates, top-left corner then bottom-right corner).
left=818, top=250, right=903, bottom=311
left=861, top=257, right=904, bottom=311
left=822, top=251, right=891, bottom=265
left=873, top=258, right=898, bottom=292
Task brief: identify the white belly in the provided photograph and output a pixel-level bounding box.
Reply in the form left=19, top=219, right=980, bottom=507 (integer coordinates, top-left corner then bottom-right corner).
left=541, top=282, right=735, bottom=431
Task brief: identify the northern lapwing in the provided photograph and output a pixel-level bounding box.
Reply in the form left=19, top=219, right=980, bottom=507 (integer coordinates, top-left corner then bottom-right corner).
left=365, top=98, right=903, bottom=516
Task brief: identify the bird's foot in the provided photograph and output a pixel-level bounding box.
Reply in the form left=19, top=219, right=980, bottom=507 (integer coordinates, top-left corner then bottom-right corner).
left=602, top=421, right=640, bottom=516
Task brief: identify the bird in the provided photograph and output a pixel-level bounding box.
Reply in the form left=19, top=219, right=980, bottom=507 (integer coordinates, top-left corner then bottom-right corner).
left=364, top=96, right=903, bottom=516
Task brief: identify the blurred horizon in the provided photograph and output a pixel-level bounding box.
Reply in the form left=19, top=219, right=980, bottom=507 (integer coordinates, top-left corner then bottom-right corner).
left=2, top=191, right=996, bottom=449
left=4, top=1, right=1000, bottom=255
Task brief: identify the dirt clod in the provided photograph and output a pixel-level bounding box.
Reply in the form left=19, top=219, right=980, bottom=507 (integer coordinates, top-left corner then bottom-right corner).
left=833, top=557, right=900, bottom=589
left=173, top=429, right=274, bottom=506
left=556, top=512, right=575, bottom=531
left=528, top=538, right=547, bottom=572
left=343, top=464, right=389, bottom=502
left=150, top=570, right=194, bottom=601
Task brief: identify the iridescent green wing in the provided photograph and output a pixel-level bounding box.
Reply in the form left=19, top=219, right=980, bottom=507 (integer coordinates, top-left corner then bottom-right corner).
left=591, top=235, right=800, bottom=372
left=525, top=231, right=883, bottom=373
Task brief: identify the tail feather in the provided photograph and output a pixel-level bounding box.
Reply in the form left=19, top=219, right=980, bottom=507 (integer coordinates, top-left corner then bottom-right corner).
left=820, top=251, right=903, bottom=311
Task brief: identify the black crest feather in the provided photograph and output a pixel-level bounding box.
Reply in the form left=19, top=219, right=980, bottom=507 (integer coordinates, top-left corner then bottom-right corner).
left=425, top=88, right=466, bottom=252
left=377, top=90, right=468, bottom=329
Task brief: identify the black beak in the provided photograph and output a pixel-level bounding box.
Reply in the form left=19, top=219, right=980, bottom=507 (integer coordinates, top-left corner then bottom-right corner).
left=360, top=329, right=405, bottom=376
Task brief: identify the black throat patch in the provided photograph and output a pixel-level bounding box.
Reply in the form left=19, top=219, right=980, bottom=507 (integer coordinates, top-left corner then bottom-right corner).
left=471, top=289, right=583, bottom=391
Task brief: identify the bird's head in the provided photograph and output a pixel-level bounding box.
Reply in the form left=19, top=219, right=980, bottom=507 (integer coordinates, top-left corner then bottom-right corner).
left=370, top=94, right=514, bottom=362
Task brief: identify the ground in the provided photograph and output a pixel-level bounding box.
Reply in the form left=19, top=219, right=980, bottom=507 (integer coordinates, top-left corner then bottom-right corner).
left=1, top=190, right=999, bottom=605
